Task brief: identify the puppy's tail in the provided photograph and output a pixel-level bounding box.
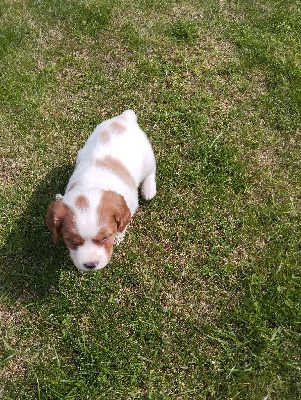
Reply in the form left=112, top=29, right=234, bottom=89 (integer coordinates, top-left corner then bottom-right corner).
left=119, top=109, right=137, bottom=123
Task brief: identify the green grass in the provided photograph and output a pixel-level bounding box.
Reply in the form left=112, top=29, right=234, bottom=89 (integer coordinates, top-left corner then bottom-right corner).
left=0, top=0, right=300, bottom=399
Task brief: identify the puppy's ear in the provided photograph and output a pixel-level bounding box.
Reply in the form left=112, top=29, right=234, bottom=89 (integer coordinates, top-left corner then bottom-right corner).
left=46, top=199, right=66, bottom=243
left=100, top=191, right=132, bottom=233
left=114, top=194, right=131, bottom=233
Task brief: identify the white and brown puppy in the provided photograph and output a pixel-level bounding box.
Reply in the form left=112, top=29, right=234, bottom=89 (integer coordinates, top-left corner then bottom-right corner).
left=46, top=110, right=156, bottom=271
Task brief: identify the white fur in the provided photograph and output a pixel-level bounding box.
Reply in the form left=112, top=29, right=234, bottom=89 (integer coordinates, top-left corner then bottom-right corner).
left=56, top=110, right=156, bottom=271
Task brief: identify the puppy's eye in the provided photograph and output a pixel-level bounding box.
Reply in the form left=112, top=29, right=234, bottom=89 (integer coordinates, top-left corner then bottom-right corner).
left=101, top=235, right=110, bottom=243
left=93, top=234, right=112, bottom=246
left=66, top=238, right=81, bottom=248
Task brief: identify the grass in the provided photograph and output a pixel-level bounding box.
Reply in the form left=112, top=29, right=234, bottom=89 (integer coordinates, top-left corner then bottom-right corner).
left=0, top=0, right=300, bottom=398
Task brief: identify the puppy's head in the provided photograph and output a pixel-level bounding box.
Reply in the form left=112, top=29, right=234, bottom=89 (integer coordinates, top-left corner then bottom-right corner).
left=46, top=190, right=131, bottom=271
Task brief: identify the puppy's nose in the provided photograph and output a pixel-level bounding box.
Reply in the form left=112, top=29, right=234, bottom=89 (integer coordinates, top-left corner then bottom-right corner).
left=83, top=262, right=98, bottom=270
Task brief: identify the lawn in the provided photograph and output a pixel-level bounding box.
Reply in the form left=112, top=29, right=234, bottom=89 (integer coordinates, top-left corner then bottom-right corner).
left=0, top=0, right=300, bottom=399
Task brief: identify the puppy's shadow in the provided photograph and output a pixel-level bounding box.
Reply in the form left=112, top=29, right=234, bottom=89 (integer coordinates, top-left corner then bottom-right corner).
left=1, top=164, right=74, bottom=303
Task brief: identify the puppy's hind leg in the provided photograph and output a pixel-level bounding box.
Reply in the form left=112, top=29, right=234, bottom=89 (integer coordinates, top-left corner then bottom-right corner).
left=141, top=173, right=156, bottom=200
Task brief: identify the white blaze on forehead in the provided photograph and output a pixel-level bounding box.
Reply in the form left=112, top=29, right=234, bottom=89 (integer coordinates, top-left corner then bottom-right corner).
left=63, top=189, right=104, bottom=239
left=76, top=209, right=102, bottom=239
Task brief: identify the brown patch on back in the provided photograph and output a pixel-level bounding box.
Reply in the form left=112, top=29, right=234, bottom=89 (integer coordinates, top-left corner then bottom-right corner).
left=110, top=120, right=126, bottom=133
left=99, top=129, right=111, bottom=144
left=95, top=156, right=136, bottom=189
left=75, top=195, right=89, bottom=210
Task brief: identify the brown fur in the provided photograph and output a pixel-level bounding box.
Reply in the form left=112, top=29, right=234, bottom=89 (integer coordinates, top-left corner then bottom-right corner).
left=110, top=120, right=126, bottom=133
left=97, top=190, right=131, bottom=233
left=62, top=232, right=85, bottom=250
left=46, top=200, right=77, bottom=244
left=75, top=195, right=89, bottom=210
left=92, top=229, right=115, bottom=259
left=95, top=156, right=136, bottom=189
left=99, top=129, right=111, bottom=143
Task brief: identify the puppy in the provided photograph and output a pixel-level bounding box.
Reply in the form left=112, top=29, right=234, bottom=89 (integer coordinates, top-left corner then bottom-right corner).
left=46, top=110, right=156, bottom=271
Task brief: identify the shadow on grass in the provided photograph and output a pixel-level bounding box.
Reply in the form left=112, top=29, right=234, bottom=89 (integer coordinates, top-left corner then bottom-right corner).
left=1, top=164, right=74, bottom=303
